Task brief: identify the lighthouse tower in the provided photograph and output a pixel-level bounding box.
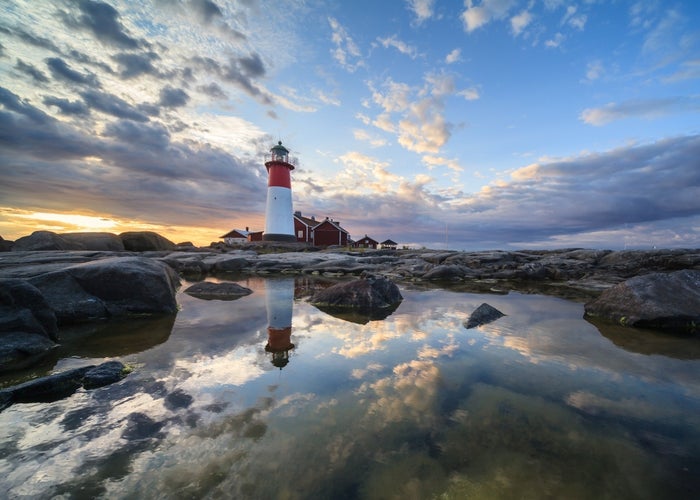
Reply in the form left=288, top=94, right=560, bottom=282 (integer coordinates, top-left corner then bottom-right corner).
left=265, top=278, right=295, bottom=369
left=263, top=141, right=296, bottom=242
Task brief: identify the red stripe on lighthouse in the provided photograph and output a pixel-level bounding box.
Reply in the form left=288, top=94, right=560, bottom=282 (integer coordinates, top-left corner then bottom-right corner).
left=267, top=164, right=291, bottom=188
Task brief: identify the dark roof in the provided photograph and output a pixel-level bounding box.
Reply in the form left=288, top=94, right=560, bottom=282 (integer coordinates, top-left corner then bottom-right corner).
left=315, top=218, right=349, bottom=234
left=357, top=235, right=378, bottom=244
left=381, top=239, right=397, bottom=245
left=294, top=213, right=320, bottom=227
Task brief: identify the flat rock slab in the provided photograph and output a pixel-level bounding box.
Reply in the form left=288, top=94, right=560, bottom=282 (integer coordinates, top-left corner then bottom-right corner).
left=584, top=270, right=700, bottom=333
left=464, top=303, right=506, bottom=329
left=184, top=281, right=253, bottom=300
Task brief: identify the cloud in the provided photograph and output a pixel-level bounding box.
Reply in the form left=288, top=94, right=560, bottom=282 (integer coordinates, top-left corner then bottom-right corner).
left=71, top=0, right=142, bottom=49
left=197, top=82, right=228, bottom=100
left=80, top=89, right=150, bottom=121
left=458, top=87, right=480, bottom=100
left=580, top=97, right=700, bottom=126
left=561, top=6, right=586, bottom=31
left=445, top=48, right=461, bottom=64
left=46, top=57, right=100, bottom=87
left=328, top=17, right=364, bottom=72
left=43, top=96, right=90, bottom=116
left=297, top=135, right=700, bottom=249
left=365, top=73, right=456, bottom=155
left=111, top=52, right=161, bottom=79
left=0, top=92, right=268, bottom=232
left=584, top=60, right=603, bottom=81
left=545, top=32, right=564, bottom=48
left=405, top=0, right=436, bottom=24
left=159, top=86, right=190, bottom=108
left=377, top=35, right=418, bottom=59
left=14, top=59, right=50, bottom=84
left=510, top=10, right=533, bottom=37
left=461, top=0, right=518, bottom=33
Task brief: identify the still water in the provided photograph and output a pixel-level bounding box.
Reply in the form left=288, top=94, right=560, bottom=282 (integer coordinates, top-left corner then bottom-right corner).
left=1, top=276, right=699, bottom=499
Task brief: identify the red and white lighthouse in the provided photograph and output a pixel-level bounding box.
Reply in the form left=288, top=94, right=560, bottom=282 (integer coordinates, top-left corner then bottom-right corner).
left=263, top=141, right=296, bottom=242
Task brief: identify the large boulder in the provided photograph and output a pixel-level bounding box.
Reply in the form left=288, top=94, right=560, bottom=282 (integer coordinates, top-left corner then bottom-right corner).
left=12, top=231, right=75, bottom=251
left=28, top=256, right=180, bottom=324
left=310, top=274, right=402, bottom=322
left=62, top=232, right=125, bottom=251
left=0, top=278, right=58, bottom=339
left=584, top=270, right=700, bottom=333
left=0, top=278, right=60, bottom=371
left=120, top=231, right=176, bottom=252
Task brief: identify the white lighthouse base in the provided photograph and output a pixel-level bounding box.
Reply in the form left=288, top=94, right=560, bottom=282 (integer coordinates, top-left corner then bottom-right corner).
left=264, top=186, right=295, bottom=242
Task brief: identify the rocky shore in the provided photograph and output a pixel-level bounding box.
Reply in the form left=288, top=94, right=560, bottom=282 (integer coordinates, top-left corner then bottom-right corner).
left=1, top=230, right=699, bottom=389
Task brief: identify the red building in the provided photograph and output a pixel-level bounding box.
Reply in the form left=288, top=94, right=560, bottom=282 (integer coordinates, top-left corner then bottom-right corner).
left=293, top=212, right=349, bottom=247
left=353, top=235, right=378, bottom=249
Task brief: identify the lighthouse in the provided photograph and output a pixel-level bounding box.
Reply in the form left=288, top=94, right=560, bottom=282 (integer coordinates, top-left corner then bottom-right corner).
left=263, top=141, right=296, bottom=242
left=265, top=278, right=295, bottom=369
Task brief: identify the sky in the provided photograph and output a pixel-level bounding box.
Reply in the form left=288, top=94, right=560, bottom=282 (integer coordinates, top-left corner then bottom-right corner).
left=1, top=0, right=699, bottom=250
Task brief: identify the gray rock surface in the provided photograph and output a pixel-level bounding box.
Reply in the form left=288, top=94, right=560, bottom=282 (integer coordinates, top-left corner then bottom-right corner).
left=584, top=270, right=700, bottom=333
left=184, top=281, right=253, bottom=300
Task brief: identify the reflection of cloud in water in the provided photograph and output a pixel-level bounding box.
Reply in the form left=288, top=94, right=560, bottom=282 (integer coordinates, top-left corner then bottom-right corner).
left=176, top=348, right=265, bottom=395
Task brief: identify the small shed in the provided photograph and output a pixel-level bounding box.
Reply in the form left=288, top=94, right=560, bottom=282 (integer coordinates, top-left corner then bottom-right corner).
left=380, top=239, right=397, bottom=250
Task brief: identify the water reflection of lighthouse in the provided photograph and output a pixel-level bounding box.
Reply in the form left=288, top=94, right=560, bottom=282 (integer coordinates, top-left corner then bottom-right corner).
left=265, top=278, right=296, bottom=369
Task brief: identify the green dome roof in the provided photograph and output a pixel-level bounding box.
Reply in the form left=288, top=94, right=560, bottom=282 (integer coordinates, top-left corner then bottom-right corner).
left=271, top=141, right=289, bottom=155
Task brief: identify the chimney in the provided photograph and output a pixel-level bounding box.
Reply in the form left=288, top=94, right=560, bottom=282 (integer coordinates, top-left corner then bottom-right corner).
left=246, top=226, right=249, bottom=232
left=294, top=211, right=301, bottom=217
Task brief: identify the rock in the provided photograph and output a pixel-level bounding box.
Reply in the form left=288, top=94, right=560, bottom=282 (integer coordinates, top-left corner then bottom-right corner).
left=61, top=232, right=125, bottom=251
left=0, top=361, right=131, bottom=409
left=0, top=235, right=13, bottom=252
left=28, top=256, right=179, bottom=324
left=584, top=270, right=700, bottom=333
left=0, top=332, right=56, bottom=372
left=464, top=303, right=506, bottom=329
left=82, top=360, right=129, bottom=389
left=119, top=231, right=176, bottom=252
left=422, top=264, right=474, bottom=281
left=0, top=278, right=58, bottom=339
left=4, top=365, right=93, bottom=404
left=184, top=281, right=253, bottom=300
left=12, top=231, right=74, bottom=251
left=310, top=274, right=402, bottom=314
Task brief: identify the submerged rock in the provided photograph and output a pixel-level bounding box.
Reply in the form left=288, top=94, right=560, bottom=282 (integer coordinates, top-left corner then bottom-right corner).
left=584, top=270, right=700, bottom=333
left=464, top=303, right=506, bottom=329
left=0, top=361, right=129, bottom=410
left=184, top=281, right=253, bottom=300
